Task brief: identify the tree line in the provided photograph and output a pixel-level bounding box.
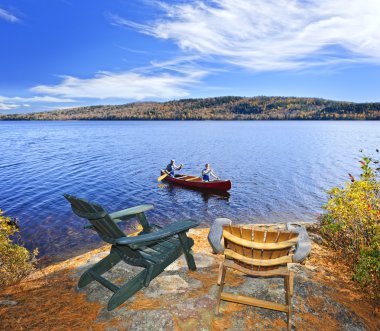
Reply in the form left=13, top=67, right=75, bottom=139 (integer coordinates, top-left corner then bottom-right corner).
left=1, top=96, right=380, bottom=120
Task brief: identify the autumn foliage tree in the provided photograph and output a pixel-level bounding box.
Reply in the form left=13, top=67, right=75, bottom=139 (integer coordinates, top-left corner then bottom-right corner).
left=0, top=209, right=37, bottom=287
left=320, top=153, right=380, bottom=301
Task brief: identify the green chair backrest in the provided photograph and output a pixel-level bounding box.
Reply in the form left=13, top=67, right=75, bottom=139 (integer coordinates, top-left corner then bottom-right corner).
left=64, top=194, right=125, bottom=240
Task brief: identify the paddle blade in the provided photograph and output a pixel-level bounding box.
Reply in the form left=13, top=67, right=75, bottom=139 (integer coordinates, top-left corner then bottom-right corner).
left=157, top=173, right=168, bottom=182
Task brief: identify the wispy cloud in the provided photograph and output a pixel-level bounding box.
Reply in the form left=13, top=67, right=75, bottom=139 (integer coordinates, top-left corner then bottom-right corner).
left=31, top=65, right=207, bottom=100
left=0, top=96, right=75, bottom=103
left=0, top=8, right=20, bottom=23
left=0, top=96, right=74, bottom=111
left=0, top=103, right=20, bottom=110
left=110, top=0, right=380, bottom=71
left=1, top=60, right=207, bottom=112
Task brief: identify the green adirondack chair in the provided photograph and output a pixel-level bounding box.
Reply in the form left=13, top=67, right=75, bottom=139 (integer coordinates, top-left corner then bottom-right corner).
left=64, top=194, right=199, bottom=311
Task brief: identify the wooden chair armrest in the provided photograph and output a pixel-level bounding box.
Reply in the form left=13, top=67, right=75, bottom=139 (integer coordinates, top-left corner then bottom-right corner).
left=115, top=220, right=199, bottom=249
left=109, top=204, right=154, bottom=220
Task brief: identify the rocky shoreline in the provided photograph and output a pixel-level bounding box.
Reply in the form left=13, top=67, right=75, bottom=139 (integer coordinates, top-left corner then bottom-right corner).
left=0, top=227, right=379, bottom=330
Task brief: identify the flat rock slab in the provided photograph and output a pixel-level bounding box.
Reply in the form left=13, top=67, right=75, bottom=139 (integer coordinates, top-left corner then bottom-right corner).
left=106, top=309, right=174, bottom=331
left=165, top=253, right=215, bottom=271
left=144, top=275, right=193, bottom=298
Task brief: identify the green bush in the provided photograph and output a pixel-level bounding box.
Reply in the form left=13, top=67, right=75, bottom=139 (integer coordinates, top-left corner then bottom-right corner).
left=320, top=154, right=380, bottom=301
left=0, top=209, right=38, bottom=287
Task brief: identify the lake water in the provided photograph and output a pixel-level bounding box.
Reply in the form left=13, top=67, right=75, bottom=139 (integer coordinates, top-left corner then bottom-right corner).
left=1, top=121, right=379, bottom=261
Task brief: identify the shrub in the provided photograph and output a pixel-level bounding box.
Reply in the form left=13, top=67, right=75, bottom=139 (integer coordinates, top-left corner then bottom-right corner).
left=0, top=209, right=38, bottom=287
left=320, top=154, right=380, bottom=302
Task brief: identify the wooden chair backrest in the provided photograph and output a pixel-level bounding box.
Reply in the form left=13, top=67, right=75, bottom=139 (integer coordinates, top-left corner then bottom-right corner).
left=222, top=225, right=298, bottom=271
left=64, top=194, right=125, bottom=240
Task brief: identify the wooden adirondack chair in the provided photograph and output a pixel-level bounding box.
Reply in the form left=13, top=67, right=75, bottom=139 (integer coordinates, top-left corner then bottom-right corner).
left=215, top=225, right=299, bottom=330
left=64, top=194, right=199, bottom=311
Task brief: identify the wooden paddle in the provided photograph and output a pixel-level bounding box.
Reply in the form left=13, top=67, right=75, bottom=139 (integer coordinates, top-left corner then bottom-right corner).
left=158, top=164, right=184, bottom=182
left=157, top=171, right=169, bottom=182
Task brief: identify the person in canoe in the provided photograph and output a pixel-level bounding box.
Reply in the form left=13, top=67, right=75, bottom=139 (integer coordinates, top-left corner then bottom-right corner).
left=202, top=163, right=219, bottom=182
left=165, top=159, right=183, bottom=177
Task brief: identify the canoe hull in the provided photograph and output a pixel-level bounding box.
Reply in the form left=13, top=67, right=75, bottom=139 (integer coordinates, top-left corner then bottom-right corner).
left=161, top=171, right=231, bottom=191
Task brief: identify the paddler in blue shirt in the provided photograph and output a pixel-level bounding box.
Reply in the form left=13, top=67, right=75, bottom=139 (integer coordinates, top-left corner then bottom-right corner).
left=165, top=159, right=183, bottom=177
left=202, top=163, right=219, bottom=181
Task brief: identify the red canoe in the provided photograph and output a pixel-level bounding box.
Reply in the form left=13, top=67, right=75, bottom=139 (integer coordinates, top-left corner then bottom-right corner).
left=161, top=171, right=232, bottom=191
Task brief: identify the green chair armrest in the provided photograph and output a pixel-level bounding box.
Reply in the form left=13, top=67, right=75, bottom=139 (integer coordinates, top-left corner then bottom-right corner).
left=109, top=204, right=154, bottom=220
left=115, top=220, right=199, bottom=249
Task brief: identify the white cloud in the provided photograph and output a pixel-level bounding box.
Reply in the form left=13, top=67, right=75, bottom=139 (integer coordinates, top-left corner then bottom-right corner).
left=0, top=8, right=20, bottom=23
left=111, top=0, right=380, bottom=71
left=0, top=103, right=20, bottom=110
left=0, top=96, right=75, bottom=103
left=41, top=105, right=84, bottom=111
left=0, top=95, right=75, bottom=111
left=1, top=61, right=206, bottom=110
left=31, top=67, right=207, bottom=100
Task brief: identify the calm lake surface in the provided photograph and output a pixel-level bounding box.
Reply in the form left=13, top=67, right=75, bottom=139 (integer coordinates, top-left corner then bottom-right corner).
left=1, top=121, right=379, bottom=261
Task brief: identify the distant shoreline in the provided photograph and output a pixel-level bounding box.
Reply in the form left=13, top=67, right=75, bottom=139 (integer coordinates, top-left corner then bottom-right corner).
left=1, top=118, right=380, bottom=121
left=1, top=96, right=380, bottom=120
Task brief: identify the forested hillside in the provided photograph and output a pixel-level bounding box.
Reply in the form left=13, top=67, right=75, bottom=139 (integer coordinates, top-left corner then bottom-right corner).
left=1, top=96, right=380, bottom=120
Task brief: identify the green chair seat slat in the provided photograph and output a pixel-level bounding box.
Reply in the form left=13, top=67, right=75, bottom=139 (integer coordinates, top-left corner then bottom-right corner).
left=145, top=246, right=175, bottom=260
left=155, top=239, right=180, bottom=251
left=148, top=241, right=179, bottom=255
left=122, top=255, right=147, bottom=267
left=144, top=244, right=166, bottom=255
left=167, top=237, right=183, bottom=246
left=138, top=250, right=164, bottom=264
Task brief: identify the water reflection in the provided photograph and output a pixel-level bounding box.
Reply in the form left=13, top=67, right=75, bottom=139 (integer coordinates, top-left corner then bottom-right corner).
left=201, top=190, right=230, bottom=202
left=163, top=182, right=230, bottom=202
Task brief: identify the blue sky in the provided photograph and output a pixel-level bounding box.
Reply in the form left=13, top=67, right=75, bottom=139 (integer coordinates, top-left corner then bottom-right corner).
left=1, top=0, right=380, bottom=114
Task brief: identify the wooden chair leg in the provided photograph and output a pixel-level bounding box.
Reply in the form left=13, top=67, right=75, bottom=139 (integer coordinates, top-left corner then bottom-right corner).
left=217, top=261, right=224, bottom=285
left=215, top=262, right=227, bottom=315
left=285, top=274, right=293, bottom=330
left=289, top=271, right=294, bottom=297
left=78, top=252, right=122, bottom=288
